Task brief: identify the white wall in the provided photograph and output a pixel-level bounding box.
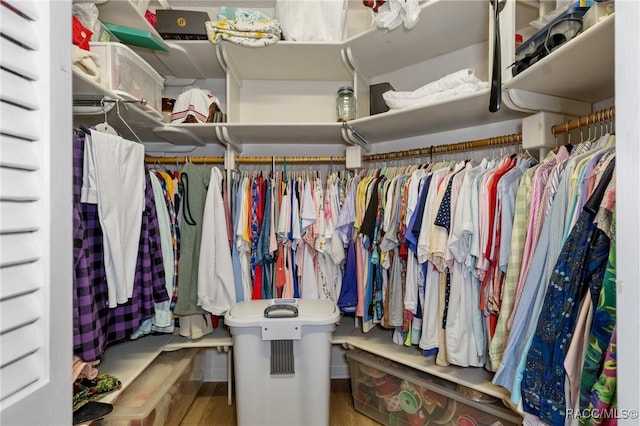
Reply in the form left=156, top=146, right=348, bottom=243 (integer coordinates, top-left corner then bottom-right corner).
left=615, top=0, right=640, bottom=421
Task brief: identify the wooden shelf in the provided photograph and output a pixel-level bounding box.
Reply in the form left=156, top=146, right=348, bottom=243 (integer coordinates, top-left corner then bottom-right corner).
left=223, top=122, right=346, bottom=145
left=78, top=1, right=614, bottom=149
left=73, top=71, right=216, bottom=146
left=73, top=71, right=164, bottom=140
left=333, top=321, right=358, bottom=345
left=75, top=328, right=233, bottom=425
left=505, top=13, right=615, bottom=103
left=78, top=0, right=499, bottom=149
left=132, top=41, right=226, bottom=80
left=91, top=335, right=172, bottom=406
left=96, top=0, right=159, bottom=38
left=91, top=322, right=508, bottom=408
left=164, top=327, right=233, bottom=351
left=343, top=326, right=509, bottom=401
left=221, top=42, right=351, bottom=81
left=350, top=89, right=528, bottom=143
left=344, top=0, right=489, bottom=80
left=141, top=0, right=372, bottom=9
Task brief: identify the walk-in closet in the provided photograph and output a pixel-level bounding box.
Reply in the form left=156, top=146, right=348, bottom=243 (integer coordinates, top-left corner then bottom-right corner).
left=1, top=0, right=638, bottom=425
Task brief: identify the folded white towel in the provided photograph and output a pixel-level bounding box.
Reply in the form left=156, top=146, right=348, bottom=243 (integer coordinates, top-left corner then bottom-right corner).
left=383, top=69, right=487, bottom=109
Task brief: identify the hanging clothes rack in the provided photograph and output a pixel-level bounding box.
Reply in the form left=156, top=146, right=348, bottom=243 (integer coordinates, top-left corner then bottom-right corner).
left=144, top=155, right=343, bottom=165
left=363, top=133, right=522, bottom=163
left=237, top=156, right=343, bottom=164
left=146, top=155, right=225, bottom=165
left=551, top=106, right=615, bottom=135
left=144, top=132, right=523, bottom=166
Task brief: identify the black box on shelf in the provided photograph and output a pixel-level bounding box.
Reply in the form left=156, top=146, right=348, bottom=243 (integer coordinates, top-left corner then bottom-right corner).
left=156, top=10, right=210, bottom=40
left=370, top=82, right=394, bottom=115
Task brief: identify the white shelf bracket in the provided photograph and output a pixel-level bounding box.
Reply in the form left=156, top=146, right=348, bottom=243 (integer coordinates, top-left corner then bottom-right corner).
left=215, top=125, right=243, bottom=153
left=214, top=43, right=228, bottom=75
left=341, top=122, right=370, bottom=152
left=218, top=44, right=242, bottom=88
left=341, top=45, right=370, bottom=121
left=340, top=45, right=356, bottom=75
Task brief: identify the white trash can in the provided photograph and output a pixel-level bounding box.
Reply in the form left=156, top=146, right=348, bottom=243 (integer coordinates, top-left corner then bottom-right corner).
left=225, top=298, right=340, bottom=426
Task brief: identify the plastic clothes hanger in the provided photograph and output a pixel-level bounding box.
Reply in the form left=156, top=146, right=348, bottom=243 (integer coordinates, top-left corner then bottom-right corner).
left=94, top=98, right=118, bottom=136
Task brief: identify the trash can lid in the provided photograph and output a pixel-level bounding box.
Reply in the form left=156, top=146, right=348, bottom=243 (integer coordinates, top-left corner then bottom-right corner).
left=224, top=298, right=340, bottom=328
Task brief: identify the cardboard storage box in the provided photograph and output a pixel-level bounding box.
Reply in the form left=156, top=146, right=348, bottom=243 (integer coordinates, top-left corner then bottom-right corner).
left=346, top=349, right=522, bottom=426
left=96, top=348, right=203, bottom=426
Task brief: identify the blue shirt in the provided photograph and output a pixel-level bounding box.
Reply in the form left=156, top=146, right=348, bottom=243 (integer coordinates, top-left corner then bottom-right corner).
left=492, top=213, right=552, bottom=394
left=405, top=175, right=432, bottom=254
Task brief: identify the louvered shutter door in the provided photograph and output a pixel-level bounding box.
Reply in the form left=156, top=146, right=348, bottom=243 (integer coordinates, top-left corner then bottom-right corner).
left=0, top=1, right=72, bottom=424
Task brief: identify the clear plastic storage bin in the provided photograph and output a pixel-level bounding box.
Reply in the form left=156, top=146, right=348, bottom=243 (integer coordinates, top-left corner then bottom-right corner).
left=346, top=349, right=522, bottom=426
left=225, top=298, right=340, bottom=426
left=96, top=348, right=203, bottom=426
left=90, top=41, right=164, bottom=114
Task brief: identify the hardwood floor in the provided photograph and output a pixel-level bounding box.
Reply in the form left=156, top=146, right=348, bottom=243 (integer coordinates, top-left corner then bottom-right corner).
left=180, top=379, right=380, bottom=426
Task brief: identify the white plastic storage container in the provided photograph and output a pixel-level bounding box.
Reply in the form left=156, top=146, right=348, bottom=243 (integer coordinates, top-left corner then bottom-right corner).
left=95, top=348, right=203, bottom=426
left=90, top=42, right=164, bottom=114
left=225, top=298, right=340, bottom=426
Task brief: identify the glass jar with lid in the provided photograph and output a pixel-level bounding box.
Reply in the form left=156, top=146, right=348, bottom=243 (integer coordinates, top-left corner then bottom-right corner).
left=336, top=86, right=356, bottom=122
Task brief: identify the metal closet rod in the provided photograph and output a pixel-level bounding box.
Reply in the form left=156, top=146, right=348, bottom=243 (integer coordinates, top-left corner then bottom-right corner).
left=551, top=106, right=615, bottom=135
left=72, top=95, right=148, bottom=107
left=144, top=132, right=524, bottom=166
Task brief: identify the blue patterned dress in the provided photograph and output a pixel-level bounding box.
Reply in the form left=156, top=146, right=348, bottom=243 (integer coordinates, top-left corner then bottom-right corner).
left=521, top=160, right=615, bottom=425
